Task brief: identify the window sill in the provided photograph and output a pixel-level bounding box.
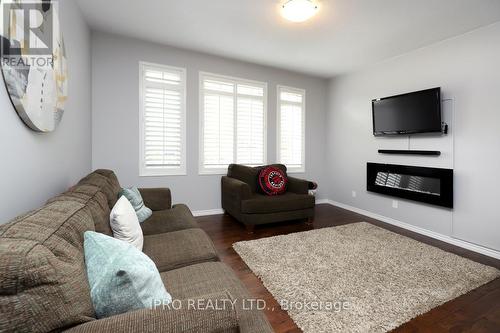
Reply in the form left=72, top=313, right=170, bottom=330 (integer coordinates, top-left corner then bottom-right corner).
left=286, top=168, right=306, bottom=174
left=198, top=169, right=228, bottom=176
left=140, top=170, right=187, bottom=177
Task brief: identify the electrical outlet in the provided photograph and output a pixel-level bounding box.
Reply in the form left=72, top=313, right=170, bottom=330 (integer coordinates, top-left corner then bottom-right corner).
left=352, top=190, right=357, bottom=198
left=392, top=200, right=398, bottom=209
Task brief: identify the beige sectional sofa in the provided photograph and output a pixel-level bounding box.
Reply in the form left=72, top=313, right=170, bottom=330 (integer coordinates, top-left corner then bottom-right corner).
left=0, top=169, right=273, bottom=333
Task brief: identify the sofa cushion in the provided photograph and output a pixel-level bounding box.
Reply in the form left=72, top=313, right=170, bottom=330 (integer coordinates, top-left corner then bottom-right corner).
left=142, top=229, right=219, bottom=272
left=241, top=192, right=315, bottom=214
left=140, top=204, right=199, bottom=236
left=119, top=187, right=152, bottom=223
left=93, top=169, right=121, bottom=196
left=47, top=184, right=113, bottom=236
left=0, top=201, right=96, bottom=332
left=110, top=196, right=144, bottom=250
left=78, top=172, right=120, bottom=208
left=138, top=188, right=172, bottom=211
left=84, top=231, right=172, bottom=319
left=160, top=262, right=273, bottom=333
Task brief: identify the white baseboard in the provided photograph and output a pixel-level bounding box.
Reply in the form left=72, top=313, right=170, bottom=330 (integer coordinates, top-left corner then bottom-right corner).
left=315, top=199, right=330, bottom=204
left=192, top=208, right=224, bottom=217
left=322, top=199, right=500, bottom=260
left=191, top=200, right=500, bottom=259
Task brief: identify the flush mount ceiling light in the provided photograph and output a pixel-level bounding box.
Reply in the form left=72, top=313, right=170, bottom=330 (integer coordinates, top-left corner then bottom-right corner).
left=281, top=0, right=319, bottom=23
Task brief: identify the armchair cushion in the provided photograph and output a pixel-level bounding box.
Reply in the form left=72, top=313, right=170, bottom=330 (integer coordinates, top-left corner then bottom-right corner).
left=241, top=192, right=315, bottom=214
left=227, top=163, right=288, bottom=193
left=227, top=164, right=260, bottom=192
left=258, top=166, right=287, bottom=195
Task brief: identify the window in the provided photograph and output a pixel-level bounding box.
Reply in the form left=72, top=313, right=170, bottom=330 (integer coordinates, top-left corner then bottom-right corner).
left=199, top=72, right=267, bottom=174
left=277, top=85, right=305, bottom=173
left=139, top=62, right=186, bottom=176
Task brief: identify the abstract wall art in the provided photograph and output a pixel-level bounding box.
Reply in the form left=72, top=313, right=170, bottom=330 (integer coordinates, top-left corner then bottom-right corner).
left=0, top=0, right=68, bottom=132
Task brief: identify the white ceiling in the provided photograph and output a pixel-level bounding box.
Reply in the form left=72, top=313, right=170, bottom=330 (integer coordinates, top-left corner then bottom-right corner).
left=76, top=0, right=500, bottom=78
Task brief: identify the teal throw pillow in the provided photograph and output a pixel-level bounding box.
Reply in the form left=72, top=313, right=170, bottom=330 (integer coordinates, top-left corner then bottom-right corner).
left=84, top=231, right=172, bottom=318
left=118, top=187, right=152, bottom=223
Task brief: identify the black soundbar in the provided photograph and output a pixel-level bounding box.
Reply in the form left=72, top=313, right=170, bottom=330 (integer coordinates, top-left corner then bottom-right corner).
left=378, top=150, right=441, bottom=156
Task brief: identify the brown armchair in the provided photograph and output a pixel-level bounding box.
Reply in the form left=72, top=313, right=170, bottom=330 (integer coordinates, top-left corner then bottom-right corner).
left=221, top=164, right=315, bottom=232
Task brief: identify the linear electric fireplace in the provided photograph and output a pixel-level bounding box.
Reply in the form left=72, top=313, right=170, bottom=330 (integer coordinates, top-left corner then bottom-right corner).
left=367, top=163, right=453, bottom=208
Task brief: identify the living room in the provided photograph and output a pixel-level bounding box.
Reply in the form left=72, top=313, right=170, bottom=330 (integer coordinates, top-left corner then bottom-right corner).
left=1, top=0, right=499, bottom=332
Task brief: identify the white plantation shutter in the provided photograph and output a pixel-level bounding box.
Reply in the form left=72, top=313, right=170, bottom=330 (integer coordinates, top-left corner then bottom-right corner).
left=140, top=63, right=186, bottom=176
left=203, top=87, right=234, bottom=169
left=236, top=84, right=265, bottom=165
left=278, top=86, right=305, bottom=172
left=200, top=73, right=266, bottom=174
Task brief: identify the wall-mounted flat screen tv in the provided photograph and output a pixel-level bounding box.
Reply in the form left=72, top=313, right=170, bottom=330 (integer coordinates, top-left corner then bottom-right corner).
left=372, top=87, right=441, bottom=136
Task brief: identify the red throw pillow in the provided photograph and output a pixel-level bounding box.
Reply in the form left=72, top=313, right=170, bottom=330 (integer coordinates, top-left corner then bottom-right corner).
left=258, top=166, right=287, bottom=196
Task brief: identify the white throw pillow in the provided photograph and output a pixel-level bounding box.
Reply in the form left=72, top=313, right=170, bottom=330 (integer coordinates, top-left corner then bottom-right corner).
left=110, top=196, right=144, bottom=250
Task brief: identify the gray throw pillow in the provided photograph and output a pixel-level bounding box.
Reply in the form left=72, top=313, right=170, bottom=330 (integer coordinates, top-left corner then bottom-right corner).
left=118, top=187, right=152, bottom=223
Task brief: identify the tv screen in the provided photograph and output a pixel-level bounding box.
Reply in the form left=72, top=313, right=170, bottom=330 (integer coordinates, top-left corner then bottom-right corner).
left=372, top=88, right=441, bottom=136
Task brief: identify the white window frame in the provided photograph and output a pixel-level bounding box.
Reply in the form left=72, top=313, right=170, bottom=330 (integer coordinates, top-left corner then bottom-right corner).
left=199, top=71, right=268, bottom=175
left=276, top=85, right=306, bottom=173
left=139, top=61, right=187, bottom=176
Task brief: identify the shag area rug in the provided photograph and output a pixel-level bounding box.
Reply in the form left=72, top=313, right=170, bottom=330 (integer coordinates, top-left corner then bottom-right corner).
left=233, top=222, right=499, bottom=333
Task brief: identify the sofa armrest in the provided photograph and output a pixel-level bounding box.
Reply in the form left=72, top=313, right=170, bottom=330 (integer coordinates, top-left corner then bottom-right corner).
left=287, top=176, right=310, bottom=195
left=139, top=188, right=172, bottom=211
left=64, top=291, right=239, bottom=333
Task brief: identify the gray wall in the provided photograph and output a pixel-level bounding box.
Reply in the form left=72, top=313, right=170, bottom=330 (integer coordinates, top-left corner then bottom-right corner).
left=91, top=32, right=329, bottom=211
left=326, top=22, right=500, bottom=251
left=0, top=1, right=92, bottom=223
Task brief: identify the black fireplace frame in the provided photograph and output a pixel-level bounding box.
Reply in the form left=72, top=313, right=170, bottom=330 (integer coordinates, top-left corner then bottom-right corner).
left=367, top=163, right=453, bottom=208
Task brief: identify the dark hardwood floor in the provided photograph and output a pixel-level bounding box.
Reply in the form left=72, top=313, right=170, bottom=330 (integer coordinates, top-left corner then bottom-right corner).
left=195, top=204, right=500, bottom=333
